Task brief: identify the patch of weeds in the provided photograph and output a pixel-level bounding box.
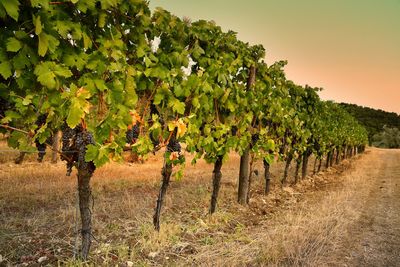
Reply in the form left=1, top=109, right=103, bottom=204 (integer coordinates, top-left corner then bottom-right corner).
left=200, top=236, right=215, bottom=245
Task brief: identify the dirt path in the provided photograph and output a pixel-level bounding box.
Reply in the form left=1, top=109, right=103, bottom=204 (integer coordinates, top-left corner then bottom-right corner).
left=334, top=149, right=400, bottom=266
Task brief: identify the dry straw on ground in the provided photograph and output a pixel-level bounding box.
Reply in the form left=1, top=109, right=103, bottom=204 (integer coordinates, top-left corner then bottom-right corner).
left=2, top=144, right=395, bottom=266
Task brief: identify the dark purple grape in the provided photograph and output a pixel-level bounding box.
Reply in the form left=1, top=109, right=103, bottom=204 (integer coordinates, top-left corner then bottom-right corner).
left=36, top=114, right=48, bottom=127
left=167, top=139, right=181, bottom=152
left=126, top=124, right=140, bottom=144
left=251, top=133, right=259, bottom=144
left=231, top=126, right=238, bottom=136
left=35, top=140, right=46, bottom=162
left=60, top=124, right=95, bottom=175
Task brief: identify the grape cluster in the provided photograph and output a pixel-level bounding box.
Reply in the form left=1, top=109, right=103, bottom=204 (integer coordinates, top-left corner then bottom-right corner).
left=231, top=126, right=238, bottom=136
left=61, top=124, right=77, bottom=176
left=251, top=133, right=259, bottom=145
left=0, top=97, right=10, bottom=117
left=35, top=140, right=47, bottom=162
left=75, top=130, right=95, bottom=172
left=126, top=123, right=139, bottom=144
left=34, top=114, right=49, bottom=162
left=60, top=124, right=95, bottom=176
left=167, top=138, right=181, bottom=153
left=36, top=114, right=47, bottom=127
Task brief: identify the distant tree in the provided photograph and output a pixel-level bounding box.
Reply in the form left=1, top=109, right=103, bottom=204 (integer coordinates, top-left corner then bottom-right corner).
left=372, top=126, right=400, bottom=148
left=340, top=103, right=400, bottom=144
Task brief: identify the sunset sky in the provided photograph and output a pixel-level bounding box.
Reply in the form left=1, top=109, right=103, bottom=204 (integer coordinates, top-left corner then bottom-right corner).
left=149, top=0, right=400, bottom=114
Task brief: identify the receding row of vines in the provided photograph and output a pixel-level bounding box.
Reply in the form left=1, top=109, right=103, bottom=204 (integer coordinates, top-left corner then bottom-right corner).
left=0, top=0, right=368, bottom=260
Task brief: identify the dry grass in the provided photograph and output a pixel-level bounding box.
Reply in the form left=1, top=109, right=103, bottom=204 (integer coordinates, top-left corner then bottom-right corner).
left=184, top=150, right=378, bottom=267
left=0, top=140, right=369, bottom=266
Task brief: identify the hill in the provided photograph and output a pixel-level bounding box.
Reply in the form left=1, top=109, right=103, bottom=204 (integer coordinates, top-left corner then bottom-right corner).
left=339, top=103, right=400, bottom=143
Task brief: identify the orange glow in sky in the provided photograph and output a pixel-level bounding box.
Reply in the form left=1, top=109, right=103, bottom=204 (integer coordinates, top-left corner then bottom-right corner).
left=150, top=0, right=400, bottom=114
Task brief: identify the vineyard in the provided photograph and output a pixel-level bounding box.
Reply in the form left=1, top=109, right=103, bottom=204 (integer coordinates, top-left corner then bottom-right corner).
left=0, top=0, right=369, bottom=265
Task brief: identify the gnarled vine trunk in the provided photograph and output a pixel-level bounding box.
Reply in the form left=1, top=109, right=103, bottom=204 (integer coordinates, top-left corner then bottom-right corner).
left=301, top=150, right=311, bottom=179
left=282, top=154, right=293, bottom=185
left=318, top=157, right=322, bottom=172
left=246, top=154, right=255, bottom=204
left=51, top=131, right=61, bottom=163
left=153, top=158, right=173, bottom=231
left=14, top=151, right=26, bottom=164
left=238, top=149, right=250, bottom=205
left=313, top=157, right=318, bottom=175
left=77, top=164, right=95, bottom=260
left=335, top=147, right=340, bottom=165
left=294, top=158, right=301, bottom=184
left=210, top=156, right=223, bottom=214
left=326, top=151, right=331, bottom=169
left=263, top=159, right=271, bottom=194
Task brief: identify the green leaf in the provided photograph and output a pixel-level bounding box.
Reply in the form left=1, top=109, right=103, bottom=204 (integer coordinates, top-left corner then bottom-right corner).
left=174, top=169, right=184, bottom=181
left=6, top=37, right=22, bottom=52
left=0, top=61, right=12, bottom=79
left=94, top=79, right=107, bottom=91
left=100, top=0, right=118, bottom=9
left=34, top=62, right=72, bottom=89
left=31, top=0, right=49, bottom=9
left=98, top=12, right=106, bottom=28
left=82, top=32, right=92, bottom=49
left=34, top=15, right=42, bottom=35
left=0, top=4, right=6, bottom=19
left=1, top=0, right=20, bottom=21
left=22, top=95, right=33, bottom=105
left=153, top=93, right=164, bottom=105
left=170, top=98, right=185, bottom=114
left=124, top=76, right=138, bottom=106
left=174, top=85, right=184, bottom=97
left=67, top=97, right=85, bottom=128
left=136, top=46, right=145, bottom=58
left=38, top=32, right=48, bottom=56
left=13, top=49, right=30, bottom=69
left=76, top=0, right=96, bottom=12
left=34, top=62, right=56, bottom=88
left=53, top=64, right=73, bottom=77
left=85, top=144, right=98, bottom=161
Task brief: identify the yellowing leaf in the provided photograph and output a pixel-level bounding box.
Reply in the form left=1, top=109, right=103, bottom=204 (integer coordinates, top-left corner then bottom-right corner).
left=76, top=87, right=91, bottom=99
left=176, top=119, right=187, bottom=138
left=169, top=151, right=179, bottom=161
left=129, top=111, right=141, bottom=125
left=67, top=98, right=85, bottom=128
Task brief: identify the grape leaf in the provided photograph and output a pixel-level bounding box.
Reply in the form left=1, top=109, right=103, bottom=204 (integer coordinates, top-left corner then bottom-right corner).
left=34, top=15, right=42, bottom=35
left=0, top=61, right=12, bottom=79
left=38, top=32, right=48, bottom=56
left=67, top=97, right=86, bottom=128
left=6, top=37, right=22, bottom=52
left=1, top=0, right=19, bottom=21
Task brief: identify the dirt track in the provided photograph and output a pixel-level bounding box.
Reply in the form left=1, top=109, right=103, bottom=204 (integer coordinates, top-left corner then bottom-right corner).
left=333, top=148, right=400, bottom=266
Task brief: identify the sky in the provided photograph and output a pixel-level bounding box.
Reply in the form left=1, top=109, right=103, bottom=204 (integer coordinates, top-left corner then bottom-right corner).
left=149, top=0, right=400, bottom=114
